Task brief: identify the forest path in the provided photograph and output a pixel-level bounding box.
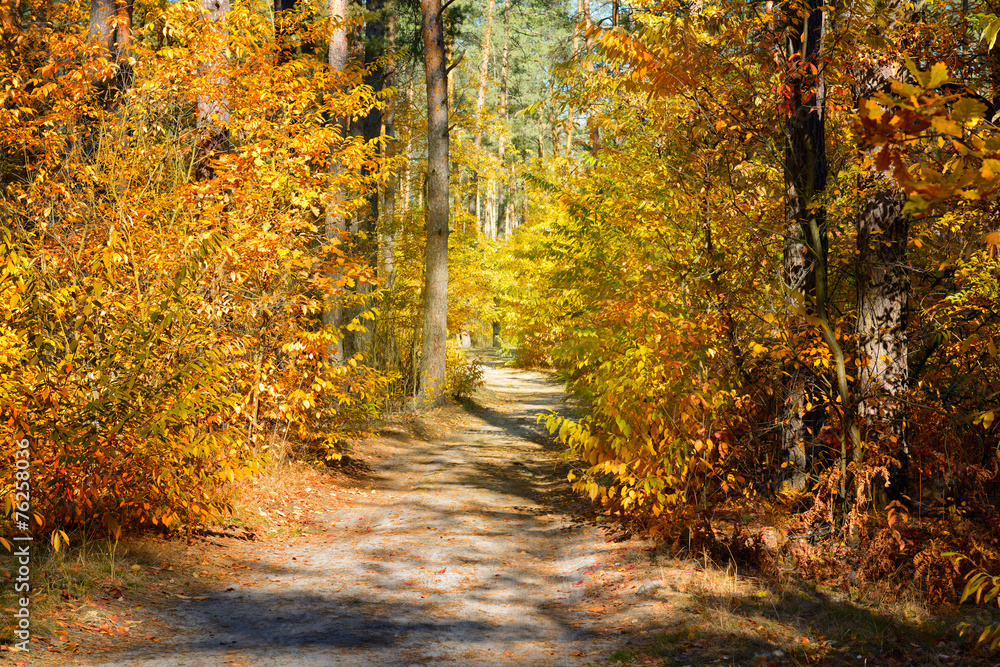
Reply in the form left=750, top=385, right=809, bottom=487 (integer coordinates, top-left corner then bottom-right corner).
left=76, top=353, right=649, bottom=667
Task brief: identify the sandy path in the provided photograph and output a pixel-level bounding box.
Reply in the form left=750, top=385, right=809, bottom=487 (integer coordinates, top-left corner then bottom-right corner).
left=82, top=358, right=623, bottom=666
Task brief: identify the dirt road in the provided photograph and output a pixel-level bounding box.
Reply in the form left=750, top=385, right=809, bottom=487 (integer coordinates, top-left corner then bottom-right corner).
left=77, top=358, right=636, bottom=666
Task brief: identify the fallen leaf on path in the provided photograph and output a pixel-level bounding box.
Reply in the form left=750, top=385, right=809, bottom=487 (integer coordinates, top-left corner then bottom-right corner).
left=437, top=568, right=446, bottom=574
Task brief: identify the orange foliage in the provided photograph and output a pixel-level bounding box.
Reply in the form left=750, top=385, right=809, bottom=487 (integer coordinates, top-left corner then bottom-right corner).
left=1, top=1, right=387, bottom=540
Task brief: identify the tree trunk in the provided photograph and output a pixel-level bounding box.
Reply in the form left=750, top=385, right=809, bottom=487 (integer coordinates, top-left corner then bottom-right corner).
left=418, top=0, right=450, bottom=406
left=401, top=75, right=415, bottom=212
left=195, top=0, right=231, bottom=181
left=780, top=0, right=827, bottom=491
left=474, top=0, right=494, bottom=151
left=550, top=105, right=559, bottom=159
left=329, top=0, right=349, bottom=82
left=88, top=0, right=134, bottom=109
left=851, top=3, right=912, bottom=506
left=84, top=0, right=133, bottom=158
left=856, top=191, right=909, bottom=501
left=274, top=0, right=297, bottom=64
left=497, top=0, right=509, bottom=236
left=380, top=15, right=399, bottom=296
left=574, top=0, right=581, bottom=57
left=467, top=0, right=494, bottom=236
left=324, top=0, right=350, bottom=362
left=583, top=0, right=600, bottom=152
left=566, top=0, right=581, bottom=154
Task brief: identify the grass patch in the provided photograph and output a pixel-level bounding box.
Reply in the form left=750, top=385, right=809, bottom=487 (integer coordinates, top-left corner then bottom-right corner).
left=608, top=649, right=638, bottom=662
left=0, top=535, right=161, bottom=648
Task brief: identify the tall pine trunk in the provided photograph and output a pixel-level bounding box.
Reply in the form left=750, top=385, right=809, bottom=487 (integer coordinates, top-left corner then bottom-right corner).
left=470, top=0, right=495, bottom=237
left=418, top=0, right=450, bottom=406
left=380, top=15, right=399, bottom=295
left=497, top=0, right=509, bottom=237
left=566, top=0, right=582, bottom=155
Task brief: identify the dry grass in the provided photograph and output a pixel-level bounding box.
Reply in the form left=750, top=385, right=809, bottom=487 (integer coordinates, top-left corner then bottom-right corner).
left=589, top=536, right=1000, bottom=666
left=0, top=534, right=184, bottom=662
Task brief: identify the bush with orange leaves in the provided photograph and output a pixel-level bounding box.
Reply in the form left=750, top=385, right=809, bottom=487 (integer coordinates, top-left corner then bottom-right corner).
left=0, top=1, right=388, bottom=543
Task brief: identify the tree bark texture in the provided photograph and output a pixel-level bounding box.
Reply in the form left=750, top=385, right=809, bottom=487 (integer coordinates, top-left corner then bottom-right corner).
left=83, top=0, right=133, bottom=159
left=418, top=0, right=450, bottom=406
left=88, top=0, right=134, bottom=108
left=465, top=0, right=493, bottom=237
left=474, top=0, right=494, bottom=152
left=497, top=0, right=509, bottom=236
left=379, top=15, right=399, bottom=296
left=856, top=191, right=909, bottom=494
left=274, top=0, right=297, bottom=64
